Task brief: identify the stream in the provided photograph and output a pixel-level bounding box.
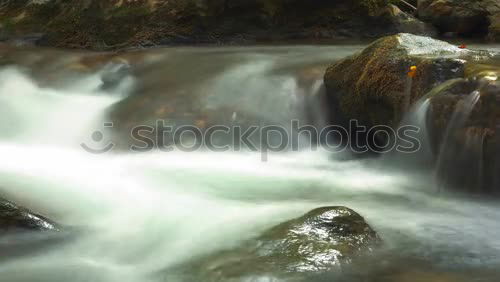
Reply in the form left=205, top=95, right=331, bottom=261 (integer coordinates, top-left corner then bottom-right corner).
left=0, top=45, right=499, bottom=281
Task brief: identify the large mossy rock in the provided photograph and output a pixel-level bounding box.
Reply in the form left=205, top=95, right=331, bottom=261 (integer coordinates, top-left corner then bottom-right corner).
left=0, top=0, right=433, bottom=49
left=188, top=207, right=381, bottom=281
left=324, top=33, right=499, bottom=193
left=324, top=33, right=489, bottom=128
left=418, top=0, right=500, bottom=40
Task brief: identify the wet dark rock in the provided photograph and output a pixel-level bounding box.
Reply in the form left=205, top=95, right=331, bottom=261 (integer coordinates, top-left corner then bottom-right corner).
left=0, top=197, right=59, bottom=233
left=426, top=65, right=500, bottom=193
left=418, top=0, right=500, bottom=40
left=190, top=207, right=381, bottom=281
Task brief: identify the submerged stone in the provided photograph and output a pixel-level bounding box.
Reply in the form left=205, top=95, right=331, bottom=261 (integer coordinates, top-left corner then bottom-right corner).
left=0, top=197, right=59, bottom=233
left=324, top=33, right=499, bottom=194
left=0, top=197, right=70, bottom=259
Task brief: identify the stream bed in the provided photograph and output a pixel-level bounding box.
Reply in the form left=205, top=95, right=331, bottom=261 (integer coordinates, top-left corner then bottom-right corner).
left=0, top=45, right=499, bottom=282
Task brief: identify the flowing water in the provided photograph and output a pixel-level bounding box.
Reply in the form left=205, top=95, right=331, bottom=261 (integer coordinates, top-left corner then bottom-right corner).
left=435, top=90, right=484, bottom=191
left=1, top=45, right=500, bottom=281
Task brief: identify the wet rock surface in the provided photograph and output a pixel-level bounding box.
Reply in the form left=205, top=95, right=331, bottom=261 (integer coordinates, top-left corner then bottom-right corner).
left=0, top=197, right=59, bottom=233
left=324, top=33, right=485, bottom=128
left=186, top=207, right=381, bottom=281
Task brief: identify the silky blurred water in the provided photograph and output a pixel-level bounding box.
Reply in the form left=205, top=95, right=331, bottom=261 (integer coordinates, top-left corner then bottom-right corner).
left=0, top=45, right=499, bottom=282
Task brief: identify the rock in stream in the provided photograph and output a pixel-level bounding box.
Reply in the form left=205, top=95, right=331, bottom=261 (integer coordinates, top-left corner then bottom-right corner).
left=0, top=197, right=62, bottom=258
left=178, top=206, right=381, bottom=281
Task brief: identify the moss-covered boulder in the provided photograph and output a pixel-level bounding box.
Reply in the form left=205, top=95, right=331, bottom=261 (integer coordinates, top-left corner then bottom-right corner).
left=418, top=0, right=500, bottom=40
left=324, top=33, right=489, bottom=128
left=0, top=0, right=434, bottom=50
left=188, top=207, right=381, bottom=281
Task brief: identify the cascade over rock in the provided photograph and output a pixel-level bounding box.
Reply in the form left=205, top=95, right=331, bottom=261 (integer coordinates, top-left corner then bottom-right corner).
left=324, top=33, right=499, bottom=193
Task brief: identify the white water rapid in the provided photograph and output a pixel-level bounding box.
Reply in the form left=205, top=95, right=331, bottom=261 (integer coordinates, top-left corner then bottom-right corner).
left=0, top=46, right=500, bottom=282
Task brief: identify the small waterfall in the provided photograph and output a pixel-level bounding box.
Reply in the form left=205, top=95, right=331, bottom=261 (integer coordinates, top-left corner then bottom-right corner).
left=306, top=79, right=329, bottom=130
left=435, top=90, right=482, bottom=191
left=384, top=98, right=432, bottom=167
